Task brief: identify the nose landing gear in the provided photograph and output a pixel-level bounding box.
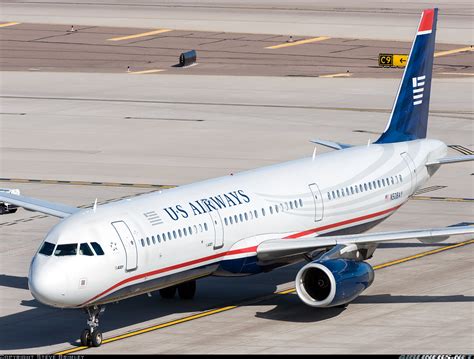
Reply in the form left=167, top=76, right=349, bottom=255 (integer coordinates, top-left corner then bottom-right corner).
left=80, top=305, right=105, bottom=347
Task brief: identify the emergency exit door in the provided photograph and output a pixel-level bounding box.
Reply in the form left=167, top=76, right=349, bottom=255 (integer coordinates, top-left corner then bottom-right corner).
left=309, top=183, right=324, bottom=222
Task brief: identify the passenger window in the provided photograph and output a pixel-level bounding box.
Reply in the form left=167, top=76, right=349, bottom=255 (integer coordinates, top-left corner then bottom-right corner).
left=289, top=201, right=294, bottom=209
left=193, top=225, right=198, bottom=234
left=336, top=190, right=340, bottom=197
left=368, top=182, right=372, bottom=190
left=183, top=228, right=187, bottom=236
left=230, top=216, right=234, bottom=224
left=284, top=202, right=289, bottom=210
left=178, top=229, right=182, bottom=238
left=261, top=208, right=265, bottom=216
left=249, top=211, right=253, bottom=220
left=173, top=230, right=177, bottom=239
left=234, top=214, right=238, bottom=223
left=141, top=238, right=145, bottom=247
left=355, top=186, right=359, bottom=194
left=399, top=174, right=402, bottom=181
left=188, top=226, right=192, bottom=235
left=157, top=234, right=161, bottom=243
left=152, top=236, right=156, bottom=244
left=350, top=187, right=354, bottom=195
left=55, top=243, right=78, bottom=256
left=391, top=177, right=394, bottom=184
left=204, top=223, right=208, bottom=231
left=254, top=209, right=258, bottom=218
left=224, top=218, right=228, bottom=226
left=269, top=206, right=273, bottom=215
left=168, top=232, right=172, bottom=240
left=244, top=213, right=248, bottom=221
left=359, top=184, right=363, bottom=192
left=80, top=243, right=94, bottom=256
left=199, top=224, right=203, bottom=232
left=341, top=189, right=345, bottom=197
left=299, top=199, right=303, bottom=207
left=239, top=213, right=243, bottom=221
left=275, top=205, right=279, bottom=213
left=91, top=242, right=105, bottom=255
left=377, top=180, right=381, bottom=188
left=39, top=241, right=55, bottom=256
left=146, top=237, right=150, bottom=246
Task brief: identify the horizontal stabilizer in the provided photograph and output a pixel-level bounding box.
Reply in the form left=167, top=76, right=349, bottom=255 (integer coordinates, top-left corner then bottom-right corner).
left=426, top=155, right=474, bottom=167
left=0, top=192, right=80, bottom=218
left=257, top=225, right=474, bottom=261
left=310, top=139, right=352, bottom=150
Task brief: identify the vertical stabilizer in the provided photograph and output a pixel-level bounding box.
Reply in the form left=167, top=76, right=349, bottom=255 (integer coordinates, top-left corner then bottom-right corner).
left=376, top=8, right=438, bottom=144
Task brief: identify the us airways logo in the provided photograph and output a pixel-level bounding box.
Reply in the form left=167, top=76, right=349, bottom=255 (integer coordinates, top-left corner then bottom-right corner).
left=163, top=189, right=250, bottom=221
left=412, top=75, right=425, bottom=106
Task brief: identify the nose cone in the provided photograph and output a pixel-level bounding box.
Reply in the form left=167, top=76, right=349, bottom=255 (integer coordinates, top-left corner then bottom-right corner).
left=29, top=256, right=69, bottom=307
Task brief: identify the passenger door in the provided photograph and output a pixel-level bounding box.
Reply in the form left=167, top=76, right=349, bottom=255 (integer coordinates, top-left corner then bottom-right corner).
left=400, top=152, right=417, bottom=194
left=111, top=221, right=138, bottom=271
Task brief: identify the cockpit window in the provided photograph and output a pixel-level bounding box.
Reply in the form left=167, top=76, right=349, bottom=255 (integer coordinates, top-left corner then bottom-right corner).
left=90, top=242, right=104, bottom=256
left=79, top=243, right=94, bottom=256
left=54, top=243, right=78, bottom=256
left=39, top=241, right=55, bottom=256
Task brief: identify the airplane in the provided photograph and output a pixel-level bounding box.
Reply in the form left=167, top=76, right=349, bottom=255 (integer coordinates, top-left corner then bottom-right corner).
left=1, top=8, right=473, bottom=348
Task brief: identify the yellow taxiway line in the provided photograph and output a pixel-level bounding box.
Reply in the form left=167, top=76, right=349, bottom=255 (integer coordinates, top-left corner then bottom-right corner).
left=434, top=46, right=473, bottom=58
left=0, top=22, right=20, bottom=28
left=53, top=238, right=474, bottom=355
left=108, top=29, right=172, bottom=41
left=266, top=36, right=330, bottom=49
left=128, top=69, right=165, bottom=75
left=319, top=73, right=352, bottom=78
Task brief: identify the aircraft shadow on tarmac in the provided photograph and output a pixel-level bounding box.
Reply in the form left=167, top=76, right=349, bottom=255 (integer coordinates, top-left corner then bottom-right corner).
left=0, top=265, right=301, bottom=350
left=254, top=292, right=474, bottom=323
left=2, top=258, right=473, bottom=351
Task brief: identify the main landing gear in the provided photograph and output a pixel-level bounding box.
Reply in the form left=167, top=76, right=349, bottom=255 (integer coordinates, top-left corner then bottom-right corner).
left=81, top=305, right=105, bottom=347
left=159, top=280, right=196, bottom=300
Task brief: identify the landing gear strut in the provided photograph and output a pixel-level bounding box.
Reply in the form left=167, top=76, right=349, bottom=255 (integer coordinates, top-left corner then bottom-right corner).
left=81, top=305, right=105, bottom=347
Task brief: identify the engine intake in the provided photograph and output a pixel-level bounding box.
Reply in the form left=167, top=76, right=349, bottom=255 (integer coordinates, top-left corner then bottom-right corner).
left=295, top=258, right=374, bottom=308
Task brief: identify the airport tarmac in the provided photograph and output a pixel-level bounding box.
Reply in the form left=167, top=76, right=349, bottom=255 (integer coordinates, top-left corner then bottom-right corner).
left=0, top=22, right=472, bottom=77
left=0, top=0, right=473, bottom=354
left=0, top=72, right=473, bottom=354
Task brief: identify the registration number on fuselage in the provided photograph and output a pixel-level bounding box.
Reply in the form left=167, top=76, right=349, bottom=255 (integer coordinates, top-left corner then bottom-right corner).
left=386, top=192, right=403, bottom=200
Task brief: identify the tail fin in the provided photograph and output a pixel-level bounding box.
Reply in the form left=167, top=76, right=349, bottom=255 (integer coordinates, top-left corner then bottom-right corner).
left=376, top=8, right=438, bottom=144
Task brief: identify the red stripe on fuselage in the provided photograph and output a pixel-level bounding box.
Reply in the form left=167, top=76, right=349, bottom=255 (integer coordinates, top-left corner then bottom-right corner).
left=80, top=204, right=401, bottom=306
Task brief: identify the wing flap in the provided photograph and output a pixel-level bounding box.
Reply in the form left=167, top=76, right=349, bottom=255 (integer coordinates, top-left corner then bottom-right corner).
left=0, top=192, right=80, bottom=218
left=257, top=225, right=474, bottom=262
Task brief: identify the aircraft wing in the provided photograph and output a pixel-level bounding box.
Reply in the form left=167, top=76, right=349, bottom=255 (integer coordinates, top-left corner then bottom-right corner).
left=257, top=225, right=474, bottom=261
left=426, top=155, right=474, bottom=167
left=310, top=139, right=352, bottom=150
left=0, top=192, right=80, bottom=218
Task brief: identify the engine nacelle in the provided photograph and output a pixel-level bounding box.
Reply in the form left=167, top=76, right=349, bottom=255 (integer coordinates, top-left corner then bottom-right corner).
left=295, top=258, right=374, bottom=308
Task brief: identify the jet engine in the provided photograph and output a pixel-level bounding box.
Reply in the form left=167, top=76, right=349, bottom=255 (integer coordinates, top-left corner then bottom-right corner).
left=295, top=258, right=374, bottom=308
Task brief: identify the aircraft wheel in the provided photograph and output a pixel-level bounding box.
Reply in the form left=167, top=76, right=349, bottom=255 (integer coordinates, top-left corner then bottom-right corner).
left=178, top=280, right=196, bottom=300
left=159, top=285, right=177, bottom=299
left=90, top=330, right=103, bottom=347
left=80, top=328, right=91, bottom=346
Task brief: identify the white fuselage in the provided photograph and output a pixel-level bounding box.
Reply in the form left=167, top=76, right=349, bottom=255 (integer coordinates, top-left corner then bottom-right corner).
left=28, top=139, right=447, bottom=308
